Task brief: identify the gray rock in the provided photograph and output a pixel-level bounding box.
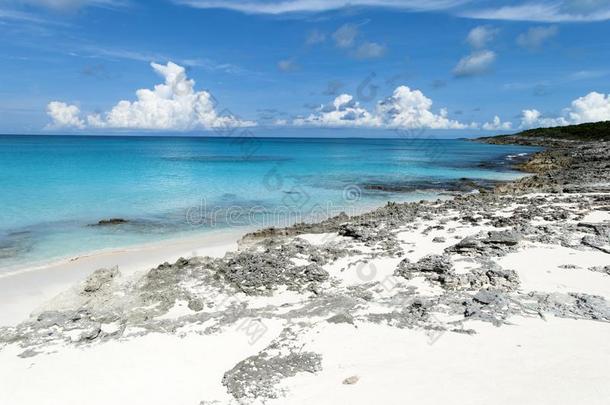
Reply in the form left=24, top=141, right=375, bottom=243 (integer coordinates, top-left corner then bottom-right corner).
left=326, top=313, right=354, bottom=325
left=82, top=267, right=119, bottom=294
left=343, top=375, right=359, bottom=385
left=222, top=351, right=322, bottom=399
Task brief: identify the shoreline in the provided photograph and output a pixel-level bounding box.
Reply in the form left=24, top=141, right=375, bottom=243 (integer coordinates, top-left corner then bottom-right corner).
left=0, top=228, right=247, bottom=326
left=0, top=197, right=411, bottom=326
left=0, top=139, right=536, bottom=274
left=1, top=135, right=609, bottom=405
left=0, top=172, right=528, bottom=327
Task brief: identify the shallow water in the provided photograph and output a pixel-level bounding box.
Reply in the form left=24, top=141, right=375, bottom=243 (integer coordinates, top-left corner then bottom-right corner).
left=0, top=135, right=538, bottom=270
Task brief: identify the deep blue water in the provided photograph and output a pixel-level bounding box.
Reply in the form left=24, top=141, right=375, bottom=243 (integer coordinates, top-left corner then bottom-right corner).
left=0, top=135, right=538, bottom=270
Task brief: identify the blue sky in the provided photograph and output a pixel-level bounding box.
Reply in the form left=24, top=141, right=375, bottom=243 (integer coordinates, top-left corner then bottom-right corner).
left=1, top=0, right=610, bottom=136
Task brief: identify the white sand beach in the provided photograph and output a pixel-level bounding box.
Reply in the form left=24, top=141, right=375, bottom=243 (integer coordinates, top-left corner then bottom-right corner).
left=1, top=188, right=609, bottom=405
left=0, top=229, right=245, bottom=327
left=3, top=1, right=610, bottom=402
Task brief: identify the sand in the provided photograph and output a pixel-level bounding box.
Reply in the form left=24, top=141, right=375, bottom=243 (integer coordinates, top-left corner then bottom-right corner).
left=0, top=229, right=244, bottom=326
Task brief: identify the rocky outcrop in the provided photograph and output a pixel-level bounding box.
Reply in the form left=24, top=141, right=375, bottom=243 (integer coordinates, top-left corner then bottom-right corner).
left=90, top=218, right=129, bottom=226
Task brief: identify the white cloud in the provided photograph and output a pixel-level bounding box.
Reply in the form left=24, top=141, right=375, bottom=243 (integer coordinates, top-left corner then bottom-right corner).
left=482, top=115, right=512, bottom=130
left=46, top=61, right=254, bottom=131
left=453, top=50, right=496, bottom=77
left=174, top=0, right=471, bottom=15
left=462, top=2, right=610, bottom=22
left=378, top=86, right=471, bottom=129
left=466, top=25, right=498, bottom=48
left=520, top=91, right=610, bottom=128
left=520, top=109, right=568, bottom=128
left=354, top=41, right=386, bottom=59
left=566, top=91, right=610, bottom=123
left=166, top=0, right=610, bottom=22
left=173, top=0, right=610, bottom=21
left=516, top=26, right=558, bottom=49
left=47, top=101, right=85, bottom=129
left=294, top=94, right=380, bottom=128
left=294, top=85, right=472, bottom=129
left=332, top=24, right=359, bottom=48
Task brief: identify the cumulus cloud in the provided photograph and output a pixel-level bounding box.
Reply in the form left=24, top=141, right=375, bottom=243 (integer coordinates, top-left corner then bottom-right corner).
left=520, top=91, right=610, bottom=128
left=520, top=109, right=567, bottom=128
left=47, top=61, right=254, bottom=131
left=46, top=101, right=85, bottom=129
left=466, top=25, right=498, bottom=48
left=354, top=41, right=387, bottom=59
left=482, top=115, right=513, bottom=130
left=378, top=86, right=471, bottom=129
left=294, top=94, right=380, bottom=128
left=294, top=85, right=472, bottom=129
left=517, top=26, right=558, bottom=50
left=453, top=50, right=496, bottom=77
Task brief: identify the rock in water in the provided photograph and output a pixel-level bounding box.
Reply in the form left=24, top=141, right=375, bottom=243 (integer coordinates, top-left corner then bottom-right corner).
left=92, top=218, right=129, bottom=226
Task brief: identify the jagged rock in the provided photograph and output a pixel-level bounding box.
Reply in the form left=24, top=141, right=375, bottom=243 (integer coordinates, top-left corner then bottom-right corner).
left=188, top=299, right=204, bottom=312
left=215, top=248, right=329, bottom=295
left=448, top=230, right=521, bottom=256
left=326, top=313, right=354, bottom=325
left=486, top=230, right=521, bottom=246
left=82, top=267, right=119, bottom=293
left=222, top=351, right=322, bottom=399
left=589, top=265, right=610, bottom=275
left=533, top=292, right=610, bottom=322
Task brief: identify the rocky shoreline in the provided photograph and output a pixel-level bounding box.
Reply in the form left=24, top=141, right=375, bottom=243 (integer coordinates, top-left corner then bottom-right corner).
left=1, top=136, right=609, bottom=404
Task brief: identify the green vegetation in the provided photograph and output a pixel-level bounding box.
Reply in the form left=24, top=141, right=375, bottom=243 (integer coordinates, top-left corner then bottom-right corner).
left=512, top=120, right=610, bottom=141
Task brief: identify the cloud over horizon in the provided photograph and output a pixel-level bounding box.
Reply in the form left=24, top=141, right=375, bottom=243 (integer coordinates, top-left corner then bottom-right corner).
left=294, top=85, right=474, bottom=129
left=520, top=91, right=610, bottom=128
left=47, top=61, right=254, bottom=131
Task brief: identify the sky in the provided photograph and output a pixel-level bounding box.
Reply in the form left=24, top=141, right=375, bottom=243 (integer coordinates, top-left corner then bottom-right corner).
left=1, top=0, right=610, bottom=137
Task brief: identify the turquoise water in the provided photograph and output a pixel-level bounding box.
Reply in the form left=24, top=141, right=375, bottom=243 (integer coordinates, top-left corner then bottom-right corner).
left=0, top=135, right=538, bottom=270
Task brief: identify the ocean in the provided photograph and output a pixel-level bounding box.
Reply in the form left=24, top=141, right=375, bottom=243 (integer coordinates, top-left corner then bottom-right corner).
left=0, top=135, right=538, bottom=271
